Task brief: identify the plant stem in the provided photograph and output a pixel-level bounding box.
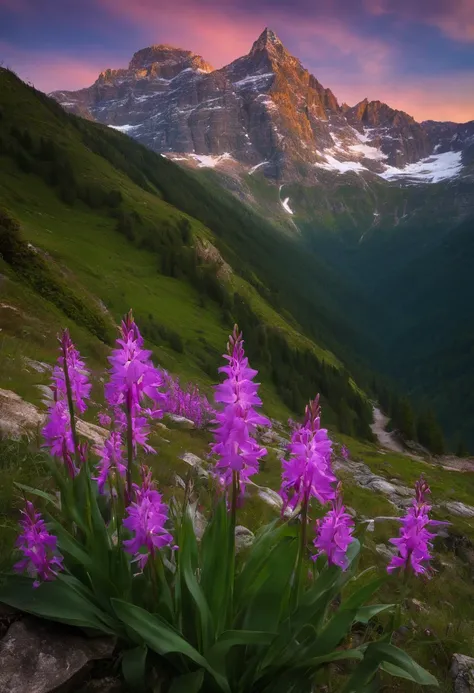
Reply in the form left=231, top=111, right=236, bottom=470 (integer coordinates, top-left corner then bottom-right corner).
left=62, top=346, right=79, bottom=466
left=294, top=494, right=309, bottom=607
left=125, top=389, right=134, bottom=499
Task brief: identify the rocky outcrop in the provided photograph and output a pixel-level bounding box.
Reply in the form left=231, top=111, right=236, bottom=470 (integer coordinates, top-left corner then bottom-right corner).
left=0, top=387, right=107, bottom=444
left=451, top=654, right=474, bottom=693
left=51, top=28, right=473, bottom=183
left=0, top=617, right=115, bottom=693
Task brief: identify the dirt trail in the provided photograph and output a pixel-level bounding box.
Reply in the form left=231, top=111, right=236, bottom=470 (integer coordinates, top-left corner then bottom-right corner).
left=370, top=406, right=424, bottom=462
left=370, top=407, right=407, bottom=454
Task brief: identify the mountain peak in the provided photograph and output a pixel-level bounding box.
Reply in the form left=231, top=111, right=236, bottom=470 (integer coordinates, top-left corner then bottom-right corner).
left=128, top=45, right=213, bottom=73
left=250, top=27, right=286, bottom=55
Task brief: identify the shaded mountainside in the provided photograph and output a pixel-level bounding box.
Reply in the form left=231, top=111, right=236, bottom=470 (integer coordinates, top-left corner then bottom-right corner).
left=0, top=67, right=375, bottom=438
left=51, top=28, right=474, bottom=185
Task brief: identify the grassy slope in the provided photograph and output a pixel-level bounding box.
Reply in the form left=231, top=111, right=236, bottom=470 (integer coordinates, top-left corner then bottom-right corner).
left=1, top=70, right=472, bottom=689
left=0, top=68, right=345, bottom=419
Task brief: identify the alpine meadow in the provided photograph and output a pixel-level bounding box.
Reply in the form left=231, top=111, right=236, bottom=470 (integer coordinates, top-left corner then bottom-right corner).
left=0, top=11, right=474, bottom=693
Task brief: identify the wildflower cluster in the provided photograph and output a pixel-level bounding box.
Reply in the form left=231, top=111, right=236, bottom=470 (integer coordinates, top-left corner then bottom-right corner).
left=163, top=372, right=214, bottom=428
left=211, top=325, right=270, bottom=496
left=123, top=467, right=174, bottom=571
left=99, top=311, right=167, bottom=495
left=387, top=477, right=445, bottom=576
left=15, top=501, right=64, bottom=588
left=42, top=329, right=91, bottom=477
left=313, top=482, right=355, bottom=569
left=280, top=396, right=336, bottom=513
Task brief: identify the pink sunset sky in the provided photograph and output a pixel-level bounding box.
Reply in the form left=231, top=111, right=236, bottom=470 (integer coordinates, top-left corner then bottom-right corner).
left=1, top=0, right=473, bottom=122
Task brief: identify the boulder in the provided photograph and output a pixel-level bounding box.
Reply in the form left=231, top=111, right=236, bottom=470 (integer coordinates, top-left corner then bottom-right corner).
left=0, top=617, right=115, bottom=693
left=444, top=502, right=474, bottom=518
left=181, top=452, right=209, bottom=478
left=77, top=677, right=124, bottom=693
left=451, top=654, right=474, bottom=693
left=235, top=526, right=255, bottom=552
left=166, top=414, right=194, bottom=429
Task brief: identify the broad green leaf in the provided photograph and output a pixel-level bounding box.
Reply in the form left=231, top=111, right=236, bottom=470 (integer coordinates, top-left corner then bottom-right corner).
left=339, top=655, right=382, bottom=693
left=354, top=604, right=394, bottom=624
left=296, top=648, right=365, bottom=668
left=234, top=522, right=294, bottom=606
left=207, top=629, right=275, bottom=674
left=368, top=643, right=438, bottom=687
left=47, top=516, right=95, bottom=569
left=241, top=537, right=297, bottom=633
left=14, top=483, right=60, bottom=508
left=342, top=577, right=387, bottom=611
left=111, top=599, right=230, bottom=693
left=200, top=499, right=232, bottom=635
left=303, top=608, right=357, bottom=659
left=169, top=670, right=204, bottom=693
left=179, top=511, right=214, bottom=650
left=0, top=575, right=116, bottom=634
left=122, top=645, right=148, bottom=690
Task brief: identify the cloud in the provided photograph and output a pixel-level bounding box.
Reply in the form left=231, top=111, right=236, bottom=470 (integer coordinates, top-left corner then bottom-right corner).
left=365, top=0, right=474, bottom=42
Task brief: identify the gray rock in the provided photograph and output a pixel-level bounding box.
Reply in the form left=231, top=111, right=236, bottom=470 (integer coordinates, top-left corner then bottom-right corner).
left=451, top=654, right=474, bottom=693
left=235, top=525, right=255, bottom=552
left=260, top=429, right=288, bottom=448
left=181, top=452, right=209, bottom=478
left=375, top=543, right=396, bottom=562
left=0, top=618, right=115, bottom=693
left=166, top=414, right=194, bottom=429
left=444, top=502, right=474, bottom=518
left=78, top=677, right=123, bottom=693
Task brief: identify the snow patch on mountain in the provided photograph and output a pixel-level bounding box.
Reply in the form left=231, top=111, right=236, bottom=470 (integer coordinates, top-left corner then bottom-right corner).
left=108, top=123, right=142, bottom=133
left=315, top=155, right=367, bottom=174
left=190, top=153, right=234, bottom=168
left=349, top=142, right=387, bottom=160
left=234, top=72, right=274, bottom=89
left=380, top=150, right=463, bottom=183
left=249, top=161, right=269, bottom=175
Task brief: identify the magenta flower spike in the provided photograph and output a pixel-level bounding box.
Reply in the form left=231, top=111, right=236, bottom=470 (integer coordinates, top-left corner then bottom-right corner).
left=313, top=483, right=355, bottom=570
left=42, top=330, right=91, bottom=472
left=211, top=326, right=271, bottom=498
left=93, top=430, right=127, bottom=494
left=123, top=467, right=174, bottom=571
left=340, top=445, right=350, bottom=460
left=105, top=312, right=165, bottom=451
left=53, top=329, right=92, bottom=415
left=387, top=476, right=447, bottom=577
left=14, top=501, right=64, bottom=588
left=280, top=397, right=336, bottom=514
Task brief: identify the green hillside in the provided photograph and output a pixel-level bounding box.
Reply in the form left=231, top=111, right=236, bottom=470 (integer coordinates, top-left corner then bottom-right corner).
left=0, top=68, right=373, bottom=436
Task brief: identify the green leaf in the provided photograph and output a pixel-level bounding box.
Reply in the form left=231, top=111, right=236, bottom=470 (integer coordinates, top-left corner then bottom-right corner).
left=200, top=499, right=232, bottom=635
left=0, top=575, right=116, bottom=634
left=169, top=670, right=204, bottom=693
left=122, top=645, right=148, bottom=690
left=240, top=536, right=298, bottom=633
left=207, top=630, right=275, bottom=674
left=296, top=648, right=365, bottom=668
left=368, top=643, right=438, bottom=687
left=47, top=517, right=95, bottom=569
left=354, top=604, right=394, bottom=624
left=342, top=577, right=387, bottom=611
left=111, top=599, right=230, bottom=693
left=179, top=511, right=214, bottom=651
left=14, top=483, right=60, bottom=508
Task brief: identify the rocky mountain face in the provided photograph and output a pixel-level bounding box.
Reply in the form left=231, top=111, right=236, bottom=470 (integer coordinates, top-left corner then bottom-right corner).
left=51, top=28, right=474, bottom=185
